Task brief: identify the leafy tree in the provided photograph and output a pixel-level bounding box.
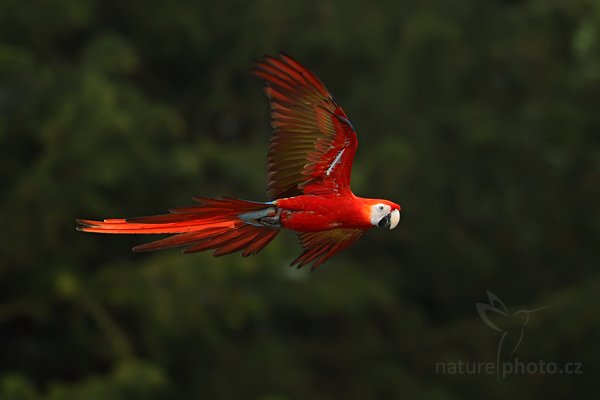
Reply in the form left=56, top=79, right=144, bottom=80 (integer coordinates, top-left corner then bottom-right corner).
left=0, top=0, right=598, bottom=398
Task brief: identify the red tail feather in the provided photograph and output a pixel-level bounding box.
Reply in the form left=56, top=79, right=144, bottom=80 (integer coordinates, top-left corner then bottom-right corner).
left=77, top=198, right=279, bottom=256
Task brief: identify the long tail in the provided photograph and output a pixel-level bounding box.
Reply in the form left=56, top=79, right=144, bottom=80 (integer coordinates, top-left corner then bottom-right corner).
left=77, top=197, right=280, bottom=257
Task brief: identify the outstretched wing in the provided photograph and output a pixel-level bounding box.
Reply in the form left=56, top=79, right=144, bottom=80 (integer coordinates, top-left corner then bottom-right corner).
left=254, top=53, right=359, bottom=200
left=291, top=228, right=363, bottom=271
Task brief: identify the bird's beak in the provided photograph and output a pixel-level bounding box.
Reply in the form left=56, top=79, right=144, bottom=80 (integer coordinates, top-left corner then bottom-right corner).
left=390, top=209, right=400, bottom=230
left=378, top=209, right=400, bottom=230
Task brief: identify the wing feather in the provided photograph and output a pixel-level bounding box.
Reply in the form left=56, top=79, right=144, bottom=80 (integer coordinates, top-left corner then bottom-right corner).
left=254, top=53, right=359, bottom=199
left=291, top=228, right=363, bottom=271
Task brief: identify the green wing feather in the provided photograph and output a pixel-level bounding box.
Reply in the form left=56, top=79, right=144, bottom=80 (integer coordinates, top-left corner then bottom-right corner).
left=291, top=228, right=363, bottom=271
left=254, top=53, right=359, bottom=199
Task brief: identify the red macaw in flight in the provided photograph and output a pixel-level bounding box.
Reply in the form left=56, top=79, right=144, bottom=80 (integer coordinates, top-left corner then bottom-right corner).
left=77, top=54, right=401, bottom=270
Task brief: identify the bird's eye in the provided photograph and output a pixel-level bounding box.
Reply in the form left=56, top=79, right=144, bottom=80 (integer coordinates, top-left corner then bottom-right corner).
left=378, top=205, right=384, bottom=211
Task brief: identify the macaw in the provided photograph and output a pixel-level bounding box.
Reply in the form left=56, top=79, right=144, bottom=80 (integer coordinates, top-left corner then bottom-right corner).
left=77, top=53, right=401, bottom=270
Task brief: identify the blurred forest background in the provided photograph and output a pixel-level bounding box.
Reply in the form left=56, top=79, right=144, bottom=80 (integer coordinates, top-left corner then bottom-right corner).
left=1, top=0, right=599, bottom=399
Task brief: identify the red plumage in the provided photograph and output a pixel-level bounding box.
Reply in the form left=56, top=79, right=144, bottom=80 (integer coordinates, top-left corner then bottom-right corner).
left=77, top=53, right=401, bottom=270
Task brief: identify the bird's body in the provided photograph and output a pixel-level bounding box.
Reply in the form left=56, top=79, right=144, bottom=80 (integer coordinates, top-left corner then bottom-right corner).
left=277, top=194, right=391, bottom=231
left=78, top=53, right=401, bottom=270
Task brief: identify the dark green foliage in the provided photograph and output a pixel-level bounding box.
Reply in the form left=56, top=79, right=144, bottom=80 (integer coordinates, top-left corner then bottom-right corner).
left=0, top=0, right=598, bottom=398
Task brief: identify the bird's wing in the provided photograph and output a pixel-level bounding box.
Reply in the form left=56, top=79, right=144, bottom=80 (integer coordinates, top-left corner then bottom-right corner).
left=291, top=228, right=363, bottom=270
left=254, top=53, right=359, bottom=199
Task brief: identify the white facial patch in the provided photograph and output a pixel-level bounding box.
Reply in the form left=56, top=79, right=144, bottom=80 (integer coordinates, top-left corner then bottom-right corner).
left=370, top=203, right=391, bottom=226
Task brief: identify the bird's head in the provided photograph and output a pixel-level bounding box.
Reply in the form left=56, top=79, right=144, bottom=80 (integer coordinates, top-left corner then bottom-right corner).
left=368, top=200, right=401, bottom=230
left=513, top=305, right=550, bottom=327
